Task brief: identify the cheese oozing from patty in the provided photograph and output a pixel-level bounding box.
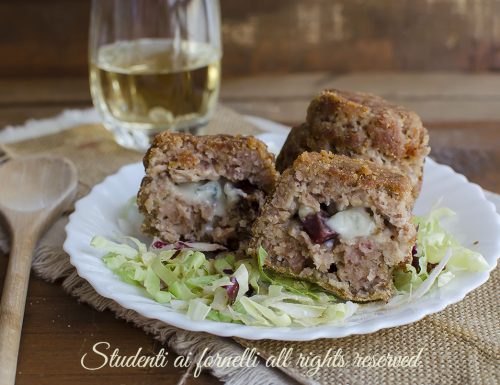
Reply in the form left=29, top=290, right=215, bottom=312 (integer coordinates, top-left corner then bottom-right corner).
left=172, top=180, right=247, bottom=217
left=325, top=207, right=376, bottom=239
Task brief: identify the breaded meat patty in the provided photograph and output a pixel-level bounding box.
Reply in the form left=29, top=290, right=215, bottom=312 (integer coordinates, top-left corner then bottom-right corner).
left=138, top=132, right=279, bottom=248
left=276, top=89, right=430, bottom=199
left=250, top=151, right=416, bottom=302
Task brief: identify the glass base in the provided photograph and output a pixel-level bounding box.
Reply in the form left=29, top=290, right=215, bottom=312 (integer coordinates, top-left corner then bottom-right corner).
left=101, top=116, right=209, bottom=152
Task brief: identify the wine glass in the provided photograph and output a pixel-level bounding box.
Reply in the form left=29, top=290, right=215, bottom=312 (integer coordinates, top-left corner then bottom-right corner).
left=89, top=0, right=222, bottom=151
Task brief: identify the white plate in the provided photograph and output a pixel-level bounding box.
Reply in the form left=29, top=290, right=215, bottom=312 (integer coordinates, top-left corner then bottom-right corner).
left=64, top=118, right=500, bottom=341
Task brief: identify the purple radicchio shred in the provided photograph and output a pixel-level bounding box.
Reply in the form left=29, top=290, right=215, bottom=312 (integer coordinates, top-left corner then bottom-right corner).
left=152, top=240, right=168, bottom=249
left=301, top=212, right=337, bottom=244
left=223, top=269, right=234, bottom=275
left=411, top=244, right=419, bottom=271
left=224, top=277, right=239, bottom=302
left=410, top=243, right=436, bottom=274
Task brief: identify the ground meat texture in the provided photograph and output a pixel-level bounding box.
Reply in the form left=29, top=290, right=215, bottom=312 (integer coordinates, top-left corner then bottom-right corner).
left=276, top=89, right=430, bottom=200
left=137, top=132, right=279, bottom=248
left=249, top=151, right=417, bottom=302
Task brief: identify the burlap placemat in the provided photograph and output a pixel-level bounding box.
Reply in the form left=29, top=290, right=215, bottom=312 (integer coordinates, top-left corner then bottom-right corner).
left=1, top=106, right=498, bottom=385
left=235, top=268, right=499, bottom=385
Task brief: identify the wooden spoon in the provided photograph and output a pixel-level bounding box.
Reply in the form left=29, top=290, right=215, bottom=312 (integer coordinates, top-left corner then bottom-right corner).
left=0, top=156, right=78, bottom=384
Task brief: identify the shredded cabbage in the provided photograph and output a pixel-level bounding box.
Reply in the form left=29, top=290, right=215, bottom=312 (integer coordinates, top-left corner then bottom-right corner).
left=91, top=235, right=354, bottom=326
left=393, top=207, right=489, bottom=295
left=92, top=205, right=490, bottom=326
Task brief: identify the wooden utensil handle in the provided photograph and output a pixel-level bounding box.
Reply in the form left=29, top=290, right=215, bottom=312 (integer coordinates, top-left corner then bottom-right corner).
left=0, top=231, right=37, bottom=385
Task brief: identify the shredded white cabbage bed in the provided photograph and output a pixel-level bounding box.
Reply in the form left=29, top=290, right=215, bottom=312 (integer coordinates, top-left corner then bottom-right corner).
left=91, top=207, right=489, bottom=327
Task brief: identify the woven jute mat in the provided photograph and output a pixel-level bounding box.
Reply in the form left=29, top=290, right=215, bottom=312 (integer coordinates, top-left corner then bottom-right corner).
left=1, top=106, right=499, bottom=385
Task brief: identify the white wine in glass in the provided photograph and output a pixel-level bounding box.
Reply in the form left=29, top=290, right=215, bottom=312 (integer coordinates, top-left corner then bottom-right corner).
left=89, top=0, right=222, bottom=151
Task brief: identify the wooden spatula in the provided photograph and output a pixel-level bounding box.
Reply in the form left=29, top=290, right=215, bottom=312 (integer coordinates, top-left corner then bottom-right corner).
left=0, top=156, right=78, bottom=384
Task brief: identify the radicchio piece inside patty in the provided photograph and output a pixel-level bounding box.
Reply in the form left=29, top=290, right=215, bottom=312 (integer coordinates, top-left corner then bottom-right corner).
left=301, top=212, right=337, bottom=244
